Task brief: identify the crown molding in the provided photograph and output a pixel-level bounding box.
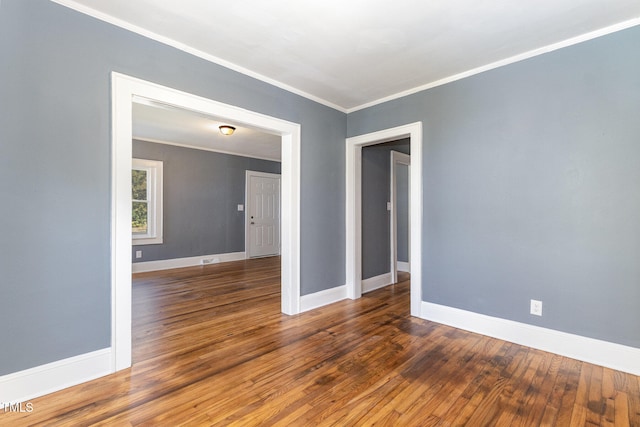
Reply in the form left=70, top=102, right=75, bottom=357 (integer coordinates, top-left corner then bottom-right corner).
left=133, top=137, right=282, bottom=162
left=50, top=0, right=348, bottom=113
left=347, top=17, right=640, bottom=113
left=51, top=1, right=639, bottom=114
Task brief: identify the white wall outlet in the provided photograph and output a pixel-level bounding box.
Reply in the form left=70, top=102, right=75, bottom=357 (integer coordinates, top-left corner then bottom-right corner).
left=530, top=299, right=543, bottom=316
left=237, top=204, right=244, bottom=211
left=387, top=202, right=392, bottom=211
left=135, top=250, right=142, bottom=259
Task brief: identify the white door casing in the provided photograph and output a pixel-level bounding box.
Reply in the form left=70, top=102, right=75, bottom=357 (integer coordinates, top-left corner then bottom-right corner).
left=390, top=151, right=411, bottom=284
left=112, top=72, right=301, bottom=373
left=346, top=122, right=422, bottom=317
left=246, top=171, right=281, bottom=258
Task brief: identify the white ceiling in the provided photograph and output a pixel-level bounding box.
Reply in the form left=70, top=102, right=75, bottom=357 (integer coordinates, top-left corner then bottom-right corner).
left=132, top=100, right=282, bottom=161
left=54, top=0, right=640, bottom=160
left=54, top=0, right=640, bottom=112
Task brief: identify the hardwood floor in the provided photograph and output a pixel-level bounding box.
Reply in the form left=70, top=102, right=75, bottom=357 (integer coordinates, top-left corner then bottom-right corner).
left=4, top=256, right=640, bottom=426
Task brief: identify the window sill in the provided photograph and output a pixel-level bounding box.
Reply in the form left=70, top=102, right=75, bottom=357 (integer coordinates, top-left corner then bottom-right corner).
left=132, top=237, right=163, bottom=246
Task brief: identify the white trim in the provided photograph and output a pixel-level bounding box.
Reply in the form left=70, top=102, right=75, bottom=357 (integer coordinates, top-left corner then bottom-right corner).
left=390, top=151, right=411, bottom=284
left=362, top=272, right=393, bottom=294
left=300, top=285, right=347, bottom=313
left=51, top=0, right=346, bottom=113
left=132, top=252, right=246, bottom=273
left=345, top=141, right=362, bottom=300
left=111, top=73, right=133, bottom=371
left=0, top=349, right=112, bottom=403
left=113, top=72, right=301, bottom=374
left=347, top=18, right=640, bottom=113
left=421, top=302, right=640, bottom=376
left=397, top=261, right=410, bottom=272
left=48, top=2, right=640, bottom=113
left=51, top=2, right=640, bottom=114
left=245, top=171, right=282, bottom=259
left=133, top=137, right=282, bottom=163
left=52, top=2, right=640, bottom=115
left=346, top=122, right=423, bottom=316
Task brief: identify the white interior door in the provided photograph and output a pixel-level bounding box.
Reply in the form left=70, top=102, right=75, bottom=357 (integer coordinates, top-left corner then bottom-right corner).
left=390, top=151, right=411, bottom=283
left=246, top=171, right=281, bottom=258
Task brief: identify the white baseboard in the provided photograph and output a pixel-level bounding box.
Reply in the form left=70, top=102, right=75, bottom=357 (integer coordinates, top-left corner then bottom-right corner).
left=300, top=285, right=347, bottom=313
left=132, top=251, right=246, bottom=273
left=0, top=348, right=113, bottom=403
left=362, top=272, right=393, bottom=293
left=421, top=302, right=640, bottom=376
left=397, top=261, right=410, bottom=272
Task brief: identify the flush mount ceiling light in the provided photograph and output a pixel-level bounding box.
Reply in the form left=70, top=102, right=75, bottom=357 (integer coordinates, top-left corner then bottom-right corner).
left=219, top=125, right=236, bottom=136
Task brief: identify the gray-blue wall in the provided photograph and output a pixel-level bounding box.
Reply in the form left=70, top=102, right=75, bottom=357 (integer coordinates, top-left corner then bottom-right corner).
left=132, top=140, right=281, bottom=263
left=0, top=0, right=345, bottom=376
left=361, top=140, right=410, bottom=279
left=349, top=25, right=640, bottom=348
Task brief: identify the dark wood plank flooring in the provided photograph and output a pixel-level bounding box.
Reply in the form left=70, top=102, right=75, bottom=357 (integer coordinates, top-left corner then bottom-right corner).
left=3, top=256, right=639, bottom=426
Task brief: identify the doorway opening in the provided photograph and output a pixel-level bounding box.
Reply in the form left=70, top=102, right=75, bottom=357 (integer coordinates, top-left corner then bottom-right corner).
left=111, top=72, right=301, bottom=372
left=360, top=141, right=410, bottom=293
left=345, top=123, right=423, bottom=317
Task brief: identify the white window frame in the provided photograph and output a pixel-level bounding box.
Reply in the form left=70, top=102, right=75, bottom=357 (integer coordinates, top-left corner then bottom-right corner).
left=132, top=158, right=163, bottom=245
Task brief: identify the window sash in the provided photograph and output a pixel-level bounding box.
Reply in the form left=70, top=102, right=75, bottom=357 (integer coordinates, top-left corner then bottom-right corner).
left=132, top=158, right=163, bottom=245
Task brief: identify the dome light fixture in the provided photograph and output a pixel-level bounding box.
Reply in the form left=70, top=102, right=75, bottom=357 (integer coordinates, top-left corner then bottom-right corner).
left=219, top=125, right=236, bottom=136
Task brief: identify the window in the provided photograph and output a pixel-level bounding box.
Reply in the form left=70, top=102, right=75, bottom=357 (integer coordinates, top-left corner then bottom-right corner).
left=132, top=158, right=163, bottom=245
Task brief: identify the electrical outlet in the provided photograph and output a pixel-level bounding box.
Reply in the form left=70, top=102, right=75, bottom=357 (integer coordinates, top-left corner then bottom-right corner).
left=530, top=299, right=543, bottom=316
left=135, top=250, right=142, bottom=259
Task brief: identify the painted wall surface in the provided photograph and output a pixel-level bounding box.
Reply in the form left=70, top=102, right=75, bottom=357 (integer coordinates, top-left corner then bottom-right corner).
left=132, top=141, right=281, bottom=263
left=0, top=0, right=345, bottom=375
left=361, top=140, right=410, bottom=279
left=349, top=26, right=640, bottom=348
